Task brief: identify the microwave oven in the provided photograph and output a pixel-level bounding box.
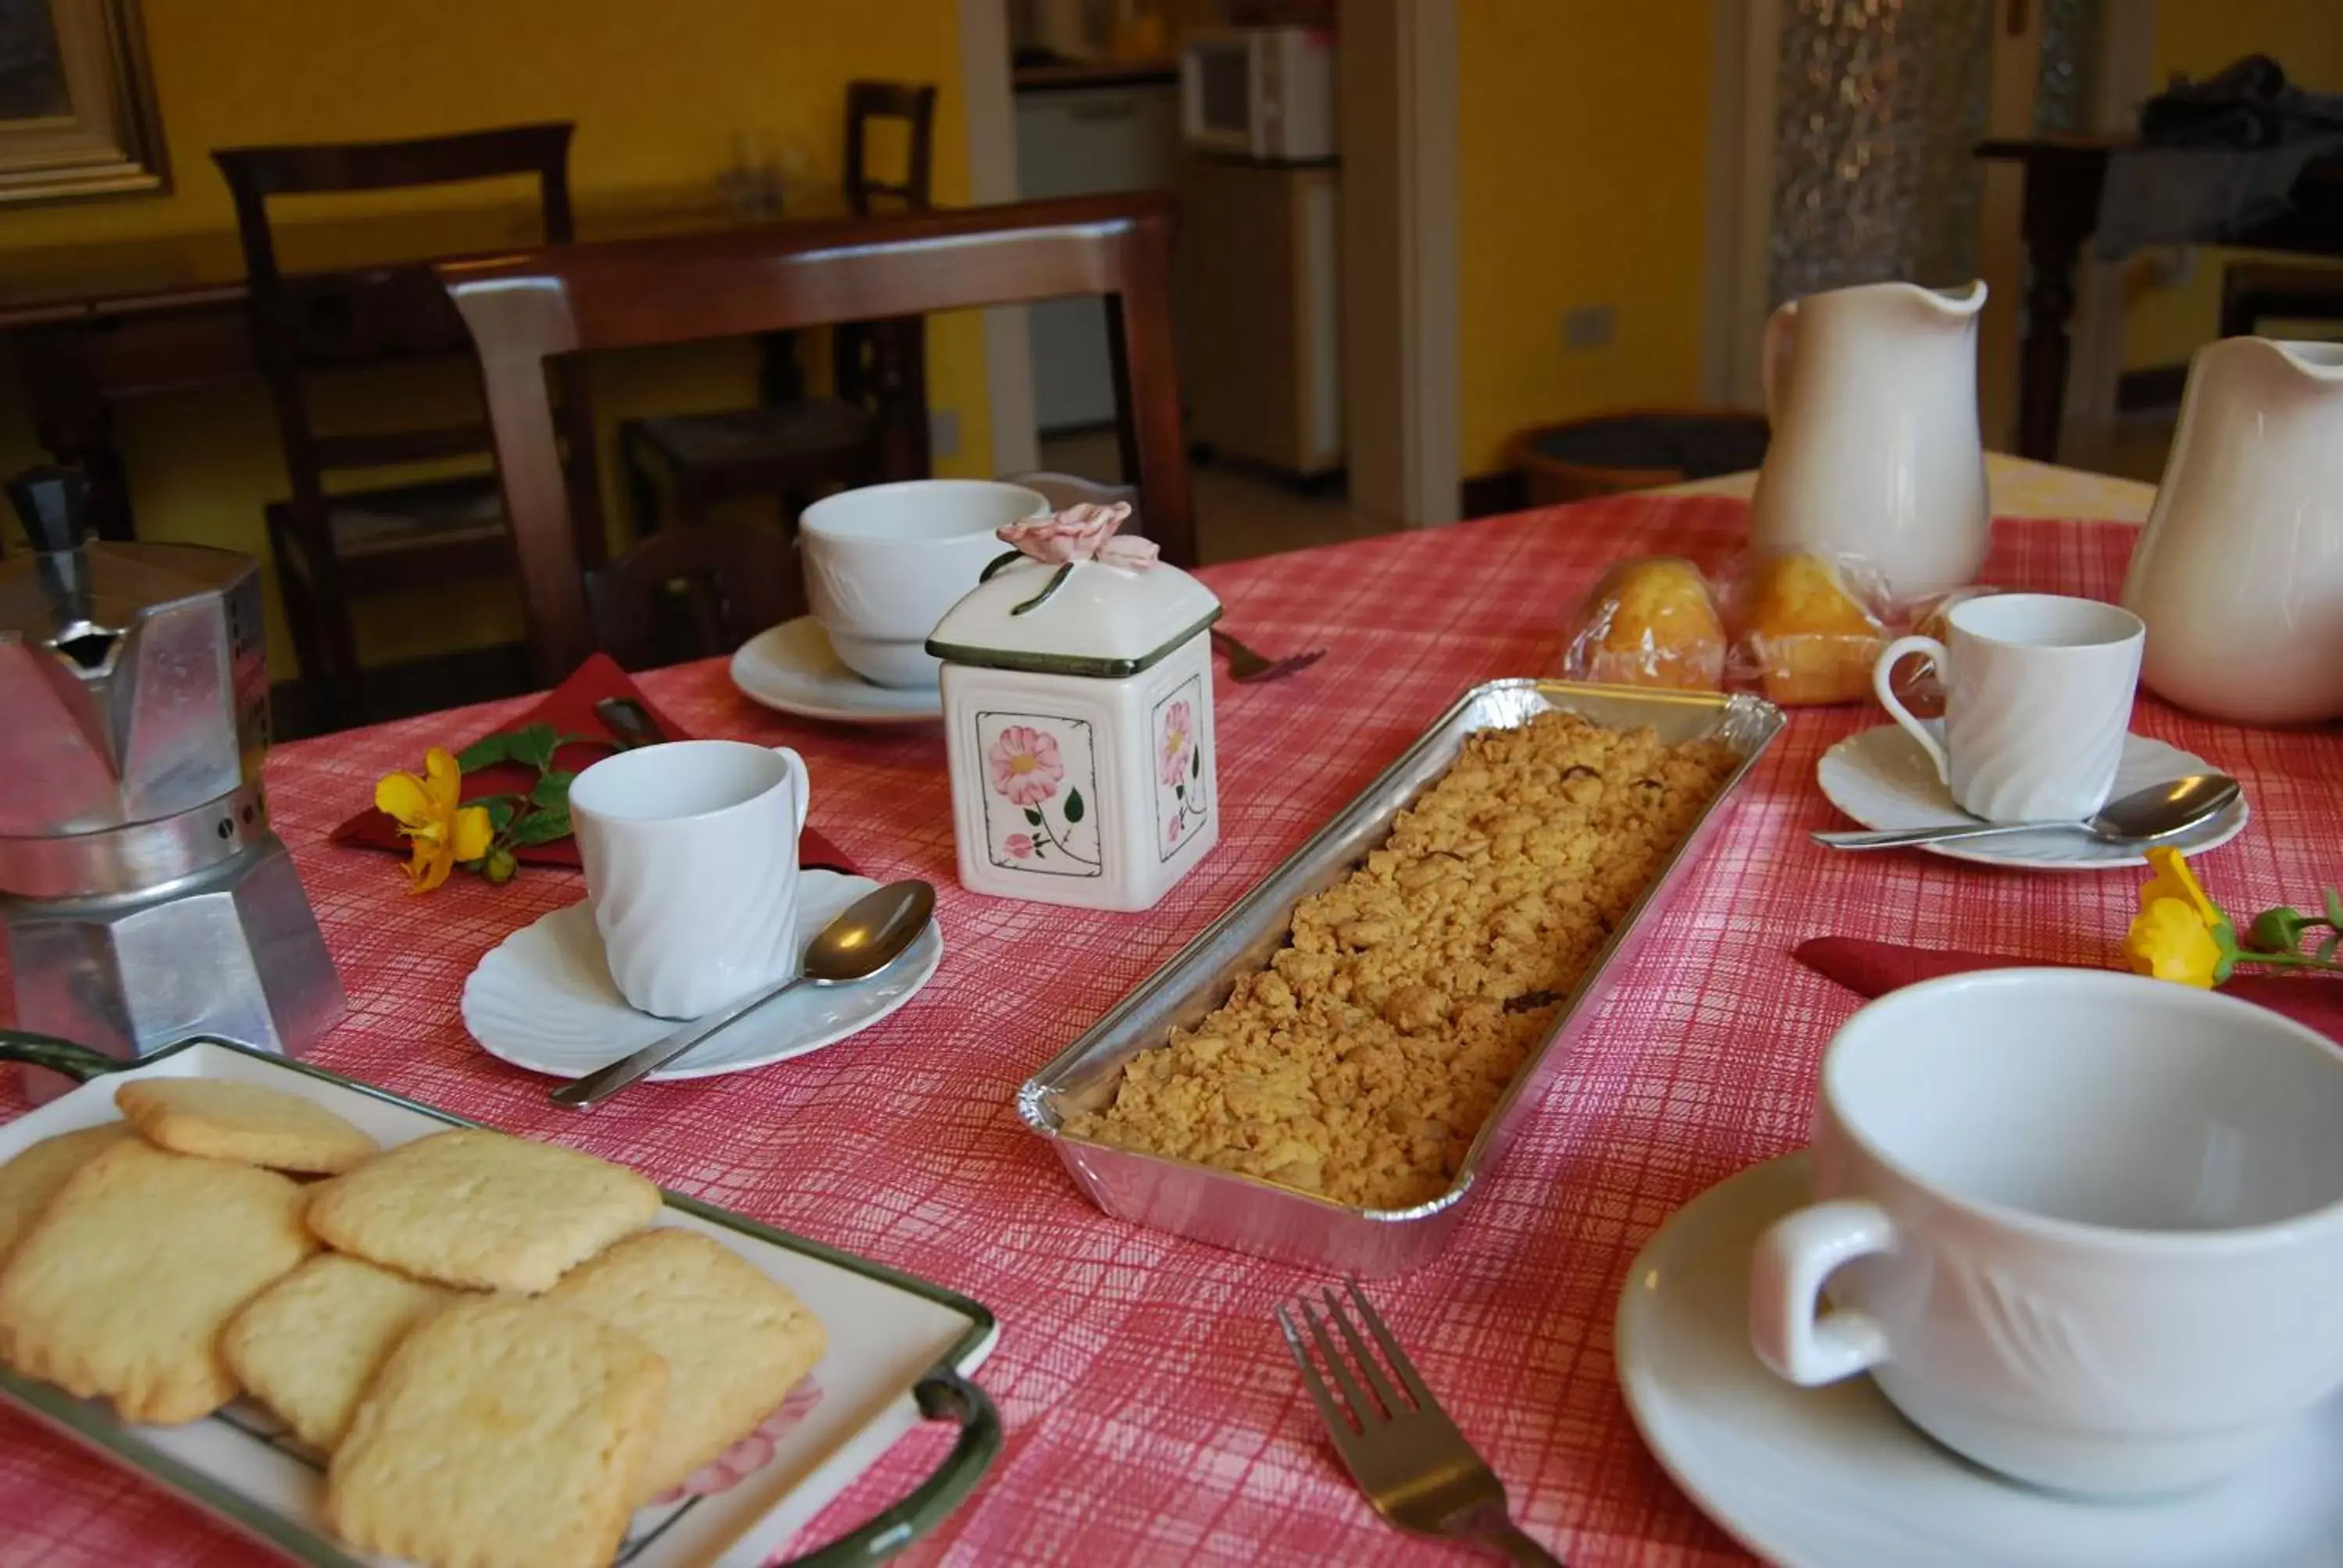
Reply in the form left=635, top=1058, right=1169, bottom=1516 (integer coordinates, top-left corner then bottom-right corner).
left=1180, top=27, right=1337, bottom=163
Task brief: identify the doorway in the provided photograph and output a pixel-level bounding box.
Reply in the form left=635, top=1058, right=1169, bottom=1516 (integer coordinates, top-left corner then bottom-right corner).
left=958, top=0, right=1458, bottom=547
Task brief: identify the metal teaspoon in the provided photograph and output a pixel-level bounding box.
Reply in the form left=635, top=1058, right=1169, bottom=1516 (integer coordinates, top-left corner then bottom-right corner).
left=552, top=878, right=936, bottom=1110
left=1811, top=773, right=2241, bottom=852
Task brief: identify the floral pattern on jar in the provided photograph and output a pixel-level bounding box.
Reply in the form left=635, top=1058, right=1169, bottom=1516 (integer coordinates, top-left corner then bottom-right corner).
left=1152, top=675, right=1210, bottom=863
left=975, top=711, right=1102, bottom=878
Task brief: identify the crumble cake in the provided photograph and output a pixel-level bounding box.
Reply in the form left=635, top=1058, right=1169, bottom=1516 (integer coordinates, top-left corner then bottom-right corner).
left=1064, top=710, right=1739, bottom=1209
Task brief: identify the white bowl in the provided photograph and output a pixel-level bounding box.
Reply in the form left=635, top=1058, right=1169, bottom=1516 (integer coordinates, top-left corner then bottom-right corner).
left=800, top=479, right=1050, bottom=688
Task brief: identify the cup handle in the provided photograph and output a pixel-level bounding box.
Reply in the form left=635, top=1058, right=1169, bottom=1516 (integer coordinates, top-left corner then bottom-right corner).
left=769, top=746, right=811, bottom=840
left=1873, top=635, right=1952, bottom=785
left=1749, top=1198, right=1895, bottom=1385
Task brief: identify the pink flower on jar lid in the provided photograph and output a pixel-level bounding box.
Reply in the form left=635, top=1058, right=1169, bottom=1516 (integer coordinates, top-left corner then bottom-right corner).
left=997, top=501, right=1160, bottom=569
left=1004, top=832, right=1035, bottom=859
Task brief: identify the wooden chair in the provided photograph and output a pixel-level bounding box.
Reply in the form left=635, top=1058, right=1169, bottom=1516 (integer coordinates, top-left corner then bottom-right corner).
left=216, top=124, right=604, bottom=723
left=834, top=80, right=942, bottom=412
left=843, top=80, right=940, bottom=213
left=1000, top=469, right=1140, bottom=520
left=619, top=80, right=942, bottom=540
left=440, top=192, right=1192, bottom=682
left=583, top=521, right=802, bottom=671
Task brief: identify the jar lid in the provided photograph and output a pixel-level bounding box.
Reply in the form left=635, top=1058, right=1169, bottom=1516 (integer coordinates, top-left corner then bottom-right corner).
left=926, top=551, right=1222, bottom=678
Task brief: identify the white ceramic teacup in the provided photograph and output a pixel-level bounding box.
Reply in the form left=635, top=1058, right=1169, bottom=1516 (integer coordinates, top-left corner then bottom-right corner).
left=1872, top=593, right=2145, bottom=823
left=800, top=479, right=1050, bottom=689
left=569, top=739, right=809, bottom=1019
left=1750, top=968, right=2343, bottom=1496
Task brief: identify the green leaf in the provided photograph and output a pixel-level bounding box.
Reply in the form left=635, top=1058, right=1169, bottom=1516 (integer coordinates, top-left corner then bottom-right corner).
left=508, top=808, right=573, bottom=847
left=531, top=769, right=575, bottom=810
left=1063, top=787, right=1085, bottom=825
left=2326, top=886, right=2343, bottom=931
left=2322, top=931, right=2343, bottom=963
left=1191, top=746, right=1200, bottom=779
left=509, top=722, right=561, bottom=772
left=1175, top=782, right=1186, bottom=801
left=1024, top=807, right=1043, bottom=826
left=484, top=799, right=519, bottom=834
left=455, top=733, right=519, bottom=772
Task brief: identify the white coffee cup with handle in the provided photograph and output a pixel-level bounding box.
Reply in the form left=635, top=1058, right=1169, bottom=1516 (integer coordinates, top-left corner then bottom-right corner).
left=1750, top=968, right=2343, bottom=1497
left=569, top=739, right=809, bottom=1019
left=1872, top=592, right=2145, bottom=824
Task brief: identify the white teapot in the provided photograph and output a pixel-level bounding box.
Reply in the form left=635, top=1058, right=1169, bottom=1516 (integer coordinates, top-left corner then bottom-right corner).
left=2124, top=337, right=2343, bottom=725
left=1749, top=280, right=1991, bottom=597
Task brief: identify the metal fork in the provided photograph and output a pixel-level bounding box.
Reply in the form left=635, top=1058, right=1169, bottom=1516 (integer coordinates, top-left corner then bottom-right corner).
left=1277, top=1280, right=1565, bottom=1565
left=1212, top=627, right=1325, bottom=683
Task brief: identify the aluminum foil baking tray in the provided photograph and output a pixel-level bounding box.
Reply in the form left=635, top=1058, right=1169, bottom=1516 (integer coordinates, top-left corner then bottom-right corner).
left=1015, top=679, right=1785, bottom=1276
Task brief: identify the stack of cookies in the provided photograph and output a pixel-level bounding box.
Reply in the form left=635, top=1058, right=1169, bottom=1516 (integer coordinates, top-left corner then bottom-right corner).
left=0, top=1080, right=828, bottom=1568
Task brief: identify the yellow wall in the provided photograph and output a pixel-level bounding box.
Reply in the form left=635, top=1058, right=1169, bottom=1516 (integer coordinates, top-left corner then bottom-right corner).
left=1453, top=0, right=1716, bottom=475
left=2124, top=2, right=2343, bottom=369
left=0, top=0, right=989, bottom=677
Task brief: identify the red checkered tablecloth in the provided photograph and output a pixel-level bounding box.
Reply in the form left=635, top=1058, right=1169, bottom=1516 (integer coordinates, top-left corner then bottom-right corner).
left=3, top=495, right=2338, bottom=1566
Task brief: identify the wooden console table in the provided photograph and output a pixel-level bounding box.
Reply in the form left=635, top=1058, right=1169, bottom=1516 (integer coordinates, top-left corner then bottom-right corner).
left=1974, top=135, right=2343, bottom=464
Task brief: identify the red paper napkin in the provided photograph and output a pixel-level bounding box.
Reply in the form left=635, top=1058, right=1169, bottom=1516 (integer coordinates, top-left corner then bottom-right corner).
left=330, top=654, right=857, bottom=874
left=1795, top=935, right=2343, bottom=1042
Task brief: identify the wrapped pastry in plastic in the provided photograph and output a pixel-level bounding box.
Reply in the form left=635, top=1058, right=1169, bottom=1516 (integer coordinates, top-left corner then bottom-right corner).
left=1560, top=554, right=1728, bottom=691
left=1735, top=552, right=1890, bottom=706
left=1885, top=585, right=2002, bottom=718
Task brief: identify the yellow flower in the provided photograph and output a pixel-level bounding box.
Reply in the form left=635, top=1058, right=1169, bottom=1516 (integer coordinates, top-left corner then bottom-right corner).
left=2125, top=897, right=2223, bottom=988
left=375, top=747, right=493, bottom=893
left=2138, top=846, right=2221, bottom=926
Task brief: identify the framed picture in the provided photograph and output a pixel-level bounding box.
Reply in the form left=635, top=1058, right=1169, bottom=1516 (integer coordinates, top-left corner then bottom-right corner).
left=0, top=0, right=165, bottom=205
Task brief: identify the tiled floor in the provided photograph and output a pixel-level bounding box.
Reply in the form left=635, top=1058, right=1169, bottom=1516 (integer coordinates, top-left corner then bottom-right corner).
left=1034, top=429, right=1400, bottom=564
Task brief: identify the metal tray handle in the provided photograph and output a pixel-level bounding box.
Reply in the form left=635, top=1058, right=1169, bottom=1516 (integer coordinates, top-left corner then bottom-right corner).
left=0, top=1029, right=128, bottom=1083
left=792, top=1367, right=1002, bottom=1564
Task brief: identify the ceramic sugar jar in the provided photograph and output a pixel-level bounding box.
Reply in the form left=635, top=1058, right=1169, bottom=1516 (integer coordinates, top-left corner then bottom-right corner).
left=929, top=504, right=1221, bottom=911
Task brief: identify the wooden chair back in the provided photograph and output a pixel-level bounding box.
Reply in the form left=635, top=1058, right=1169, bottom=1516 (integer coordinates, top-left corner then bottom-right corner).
left=844, top=81, right=939, bottom=213
left=1000, top=470, right=1141, bottom=522
left=213, top=124, right=603, bottom=547
left=583, top=521, right=802, bottom=670
left=440, top=193, right=1192, bottom=682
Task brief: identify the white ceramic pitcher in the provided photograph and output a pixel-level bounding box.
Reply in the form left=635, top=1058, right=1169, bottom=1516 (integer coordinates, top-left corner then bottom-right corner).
left=1749, top=280, right=1991, bottom=597
left=2123, top=337, right=2343, bottom=725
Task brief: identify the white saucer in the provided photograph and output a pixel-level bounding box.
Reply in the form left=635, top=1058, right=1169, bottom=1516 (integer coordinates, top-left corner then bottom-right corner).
left=1817, top=725, right=2249, bottom=870
left=461, top=870, right=943, bottom=1083
left=1617, top=1154, right=2343, bottom=1568
left=729, top=617, right=943, bottom=724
